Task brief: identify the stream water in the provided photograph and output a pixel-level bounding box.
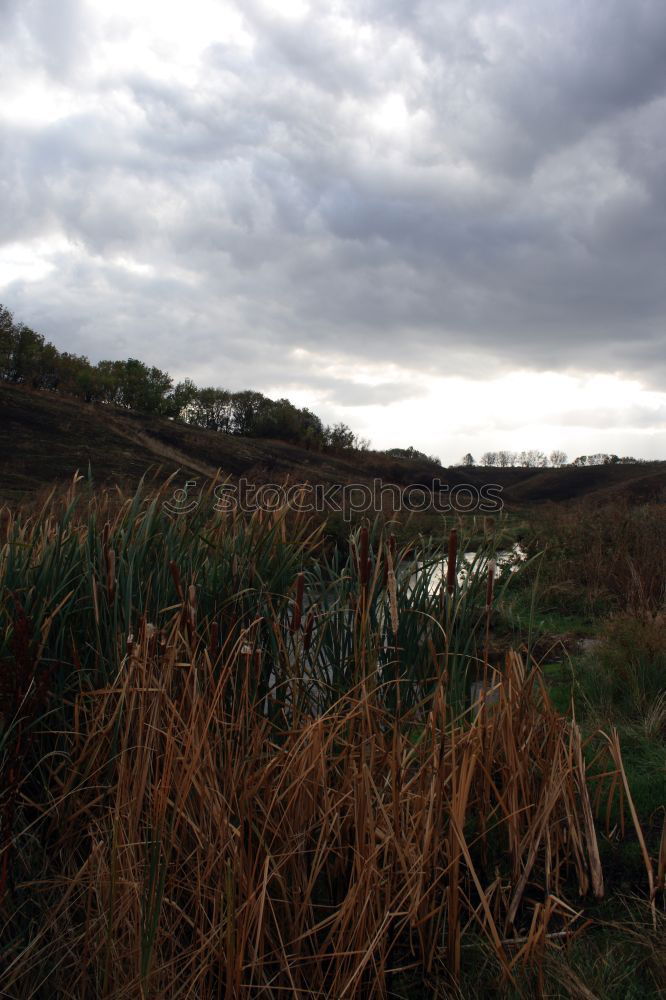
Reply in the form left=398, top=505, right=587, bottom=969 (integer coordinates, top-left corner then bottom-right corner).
left=407, top=542, right=527, bottom=593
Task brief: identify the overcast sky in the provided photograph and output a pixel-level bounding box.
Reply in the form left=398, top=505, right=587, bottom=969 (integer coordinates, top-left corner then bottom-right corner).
left=1, top=0, right=665, bottom=462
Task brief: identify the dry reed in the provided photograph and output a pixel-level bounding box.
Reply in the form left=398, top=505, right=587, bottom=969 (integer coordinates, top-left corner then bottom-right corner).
left=1, top=631, right=618, bottom=998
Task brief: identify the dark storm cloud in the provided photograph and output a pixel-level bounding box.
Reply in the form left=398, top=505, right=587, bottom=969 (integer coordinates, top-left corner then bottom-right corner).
left=1, top=0, right=665, bottom=396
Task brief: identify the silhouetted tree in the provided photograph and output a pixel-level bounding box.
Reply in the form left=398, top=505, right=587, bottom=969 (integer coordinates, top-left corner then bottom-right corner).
left=519, top=449, right=547, bottom=468
left=325, top=422, right=356, bottom=451
left=230, top=390, right=265, bottom=435
left=186, top=387, right=233, bottom=431
left=0, top=306, right=365, bottom=453
left=385, top=446, right=440, bottom=463
left=0, top=304, right=14, bottom=380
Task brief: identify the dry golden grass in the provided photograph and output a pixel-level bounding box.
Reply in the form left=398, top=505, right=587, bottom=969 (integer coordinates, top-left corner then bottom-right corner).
left=2, top=625, right=632, bottom=998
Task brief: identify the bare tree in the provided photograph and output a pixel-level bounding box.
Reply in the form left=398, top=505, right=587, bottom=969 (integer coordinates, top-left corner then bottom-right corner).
left=480, top=451, right=497, bottom=466
left=549, top=450, right=567, bottom=467
left=519, top=449, right=548, bottom=468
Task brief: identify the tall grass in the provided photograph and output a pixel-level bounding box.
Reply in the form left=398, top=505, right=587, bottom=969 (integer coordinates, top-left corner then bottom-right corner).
left=2, top=633, right=616, bottom=997
left=0, top=478, right=658, bottom=996
left=576, top=613, right=666, bottom=725
left=520, top=499, right=666, bottom=615
left=0, top=475, right=519, bottom=720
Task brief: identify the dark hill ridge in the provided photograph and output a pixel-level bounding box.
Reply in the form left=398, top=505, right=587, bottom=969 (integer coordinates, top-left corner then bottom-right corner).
left=1, top=382, right=664, bottom=506
left=0, top=382, right=447, bottom=501
left=495, top=463, right=666, bottom=504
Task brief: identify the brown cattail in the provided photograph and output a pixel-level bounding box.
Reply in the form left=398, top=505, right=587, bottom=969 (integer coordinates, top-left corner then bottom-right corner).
left=383, top=533, right=397, bottom=589
left=187, top=584, right=197, bottom=638
left=446, top=529, right=458, bottom=596
left=485, top=558, right=496, bottom=612
left=169, top=561, right=184, bottom=601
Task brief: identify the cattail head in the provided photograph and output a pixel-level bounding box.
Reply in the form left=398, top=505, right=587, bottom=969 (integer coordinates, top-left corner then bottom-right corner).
left=383, top=532, right=397, bottom=588
left=169, top=561, right=184, bottom=601
left=186, top=584, right=197, bottom=638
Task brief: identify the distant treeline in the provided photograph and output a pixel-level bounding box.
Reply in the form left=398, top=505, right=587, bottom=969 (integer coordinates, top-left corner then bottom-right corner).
left=0, top=305, right=366, bottom=452
left=459, top=450, right=653, bottom=468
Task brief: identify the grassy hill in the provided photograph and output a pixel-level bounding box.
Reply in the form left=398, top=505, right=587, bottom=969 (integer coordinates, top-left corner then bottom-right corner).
left=0, top=382, right=442, bottom=496
left=1, top=381, right=664, bottom=506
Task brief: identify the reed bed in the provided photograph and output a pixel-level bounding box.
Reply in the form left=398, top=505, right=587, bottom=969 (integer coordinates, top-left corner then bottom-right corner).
left=3, top=632, right=618, bottom=997
left=0, top=477, right=658, bottom=997
left=0, top=474, right=520, bottom=721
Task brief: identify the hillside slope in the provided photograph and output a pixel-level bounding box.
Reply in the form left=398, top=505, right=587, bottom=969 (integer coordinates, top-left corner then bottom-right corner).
left=1, top=382, right=664, bottom=506
left=501, top=463, right=666, bottom=503
left=0, top=383, right=446, bottom=501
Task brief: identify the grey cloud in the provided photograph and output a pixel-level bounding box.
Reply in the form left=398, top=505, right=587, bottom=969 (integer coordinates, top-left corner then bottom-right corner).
left=1, top=0, right=665, bottom=426
left=283, top=375, right=425, bottom=408
left=1, top=0, right=94, bottom=82
left=556, top=406, right=666, bottom=430
left=238, top=4, right=377, bottom=100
